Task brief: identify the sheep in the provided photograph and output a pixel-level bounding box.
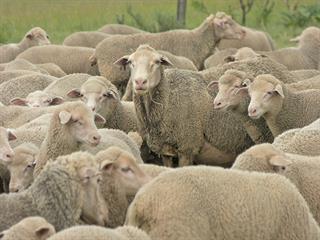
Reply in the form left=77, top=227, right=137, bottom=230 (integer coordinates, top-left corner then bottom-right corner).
left=0, top=151, right=108, bottom=232
left=122, top=49, right=198, bottom=100
left=0, top=27, right=50, bottom=63
left=232, top=143, right=320, bottom=225
left=94, top=147, right=150, bottom=227
left=6, top=143, right=39, bottom=192
left=4, top=59, right=67, bottom=78
left=63, top=31, right=111, bottom=48
left=10, top=90, right=64, bottom=108
left=4, top=59, right=49, bottom=75
left=115, top=45, right=254, bottom=167
left=204, top=48, right=237, bottom=68
left=98, top=23, right=146, bottom=34
left=0, top=127, right=16, bottom=193
left=126, top=166, right=320, bottom=240
left=210, top=69, right=274, bottom=144
left=261, top=27, right=320, bottom=70
left=291, top=69, right=320, bottom=80
left=0, top=105, right=58, bottom=128
left=289, top=74, right=320, bottom=91
left=201, top=54, right=300, bottom=85
left=217, top=21, right=276, bottom=51
left=273, top=118, right=320, bottom=155
left=0, top=216, right=56, bottom=240
left=0, top=73, right=57, bottom=105
left=47, top=225, right=150, bottom=240
left=16, top=45, right=99, bottom=75
left=33, top=101, right=142, bottom=177
left=0, top=70, right=37, bottom=85
left=247, top=74, right=320, bottom=136
left=66, top=76, right=139, bottom=132
left=95, top=13, right=245, bottom=92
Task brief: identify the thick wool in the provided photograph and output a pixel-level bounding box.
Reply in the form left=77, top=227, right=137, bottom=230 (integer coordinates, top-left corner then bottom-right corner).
left=134, top=68, right=253, bottom=166
left=63, top=31, right=111, bottom=48
left=4, top=59, right=49, bottom=75
left=201, top=55, right=300, bottom=85
left=0, top=163, right=84, bottom=232
left=0, top=70, right=37, bottom=85
left=204, top=48, right=237, bottom=68
left=95, top=14, right=242, bottom=89
left=17, top=45, right=99, bottom=75
left=47, top=225, right=150, bottom=240
left=261, top=27, right=320, bottom=70
left=289, top=74, right=320, bottom=91
left=232, top=143, right=320, bottom=225
left=126, top=166, right=320, bottom=240
left=98, top=23, right=146, bottom=35
left=0, top=216, right=56, bottom=240
left=0, top=27, right=50, bottom=63
left=273, top=118, right=320, bottom=155
left=250, top=75, right=320, bottom=136
left=0, top=73, right=56, bottom=105
left=44, top=73, right=91, bottom=101
left=291, top=69, right=320, bottom=80
left=217, top=26, right=275, bottom=51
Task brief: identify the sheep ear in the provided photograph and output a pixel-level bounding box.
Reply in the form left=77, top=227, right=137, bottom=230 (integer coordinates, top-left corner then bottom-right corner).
left=7, top=129, right=17, bottom=141
left=0, top=232, right=4, bottom=239
left=160, top=56, right=173, bottom=66
left=67, top=89, right=82, bottom=98
left=103, top=90, right=119, bottom=100
left=59, top=111, right=72, bottom=125
left=89, top=54, right=97, bottom=66
left=26, top=33, right=34, bottom=40
left=207, top=81, right=219, bottom=90
left=224, top=55, right=235, bottom=62
left=269, top=155, right=292, bottom=167
left=35, top=226, right=52, bottom=240
left=50, top=97, right=64, bottom=106
left=274, top=84, right=284, bottom=98
left=114, top=55, right=130, bottom=67
left=94, top=113, right=106, bottom=124
left=100, top=160, right=114, bottom=174
left=10, top=98, right=28, bottom=106
left=290, top=35, right=301, bottom=43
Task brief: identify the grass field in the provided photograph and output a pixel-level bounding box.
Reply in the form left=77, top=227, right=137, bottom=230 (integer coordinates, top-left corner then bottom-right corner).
left=0, top=0, right=319, bottom=48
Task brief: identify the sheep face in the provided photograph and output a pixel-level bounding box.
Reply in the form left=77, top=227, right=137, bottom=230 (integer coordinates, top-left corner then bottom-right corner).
left=247, top=75, right=284, bottom=119
left=7, top=146, right=38, bottom=193
left=97, top=147, right=151, bottom=198
left=25, top=27, right=51, bottom=46
left=114, top=45, right=173, bottom=96
left=78, top=166, right=108, bottom=226
left=225, top=47, right=259, bottom=63
left=0, top=127, right=16, bottom=163
left=58, top=103, right=105, bottom=146
left=212, top=71, right=250, bottom=110
left=212, top=13, right=245, bottom=41
left=67, top=77, right=119, bottom=112
left=10, top=91, right=64, bottom=108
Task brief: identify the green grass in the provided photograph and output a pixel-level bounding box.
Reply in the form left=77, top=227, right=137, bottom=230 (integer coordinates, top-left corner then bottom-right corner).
left=0, top=0, right=319, bottom=48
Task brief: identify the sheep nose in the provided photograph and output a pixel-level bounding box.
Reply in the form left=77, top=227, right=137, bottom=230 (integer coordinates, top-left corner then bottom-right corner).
left=135, top=79, right=147, bottom=88
left=248, top=107, right=257, bottom=116
left=91, top=107, right=96, bottom=112
left=213, top=101, right=222, bottom=109
left=9, top=187, right=19, bottom=193
left=91, top=134, right=101, bottom=145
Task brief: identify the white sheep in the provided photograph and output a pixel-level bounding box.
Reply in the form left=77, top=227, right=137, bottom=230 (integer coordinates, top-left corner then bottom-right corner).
left=0, top=27, right=50, bottom=63
left=232, top=143, right=320, bottom=225
left=63, top=31, right=110, bottom=48
left=17, top=45, right=99, bottom=75
left=247, top=74, right=320, bottom=136
left=0, top=216, right=56, bottom=240
left=126, top=166, right=320, bottom=240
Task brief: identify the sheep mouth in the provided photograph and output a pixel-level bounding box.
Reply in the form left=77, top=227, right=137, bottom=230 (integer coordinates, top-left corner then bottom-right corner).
left=134, top=88, right=148, bottom=95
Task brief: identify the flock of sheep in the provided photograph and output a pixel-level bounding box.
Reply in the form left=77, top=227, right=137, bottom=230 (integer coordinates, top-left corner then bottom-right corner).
left=0, top=10, right=320, bottom=239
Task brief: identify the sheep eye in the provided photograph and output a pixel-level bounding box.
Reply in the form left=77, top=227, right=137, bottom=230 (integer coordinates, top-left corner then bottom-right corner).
left=155, top=60, right=161, bottom=65
left=267, top=91, right=273, bottom=95
left=121, top=167, right=131, bottom=173
left=103, top=92, right=111, bottom=98
left=47, top=35, right=49, bottom=39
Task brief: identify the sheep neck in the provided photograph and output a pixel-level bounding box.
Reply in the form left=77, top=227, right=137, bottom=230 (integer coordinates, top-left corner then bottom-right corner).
left=30, top=165, right=83, bottom=231
left=41, top=114, right=80, bottom=161
left=264, top=86, right=301, bottom=137
left=17, top=38, right=32, bottom=52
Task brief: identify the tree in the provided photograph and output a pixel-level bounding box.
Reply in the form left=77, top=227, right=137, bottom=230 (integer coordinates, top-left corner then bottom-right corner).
left=177, top=0, right=187, bottom=26
left=239, top=0, right=254, bottom=25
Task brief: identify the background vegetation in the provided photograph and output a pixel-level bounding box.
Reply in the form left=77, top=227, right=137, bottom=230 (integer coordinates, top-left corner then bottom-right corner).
left=0, top=0, right=319, bottom=48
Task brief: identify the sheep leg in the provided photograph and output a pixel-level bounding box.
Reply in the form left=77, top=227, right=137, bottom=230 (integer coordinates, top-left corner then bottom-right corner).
left=162, top=155, right=173, bottom=168
left=178, top=153, right=193, bottom=167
